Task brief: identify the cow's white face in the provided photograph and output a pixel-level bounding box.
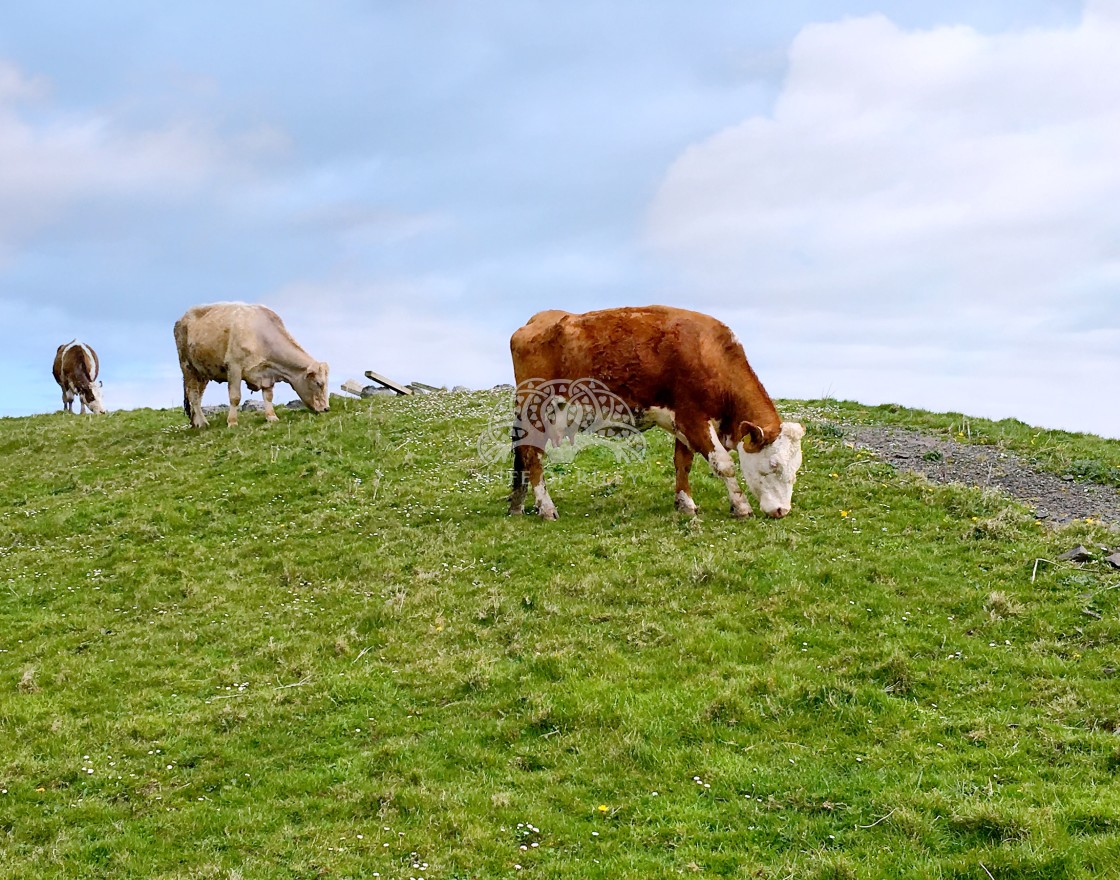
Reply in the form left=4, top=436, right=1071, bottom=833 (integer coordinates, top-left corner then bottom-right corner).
left=295, top=361, right=331, bottom=413
left=85, top=380, right=106, bottom=415
left=738, top=421, right=805, bottom=518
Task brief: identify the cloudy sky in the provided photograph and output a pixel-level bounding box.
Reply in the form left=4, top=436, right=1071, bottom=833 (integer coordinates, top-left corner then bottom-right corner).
left=2, top=1, right=1117, bottom=437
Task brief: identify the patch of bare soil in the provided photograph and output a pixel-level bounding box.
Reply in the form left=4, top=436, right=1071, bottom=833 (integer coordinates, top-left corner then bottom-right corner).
left=848, top=425, right=1120, bottom=529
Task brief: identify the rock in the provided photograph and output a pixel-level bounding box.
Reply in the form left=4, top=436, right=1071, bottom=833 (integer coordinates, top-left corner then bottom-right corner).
left=406, top=384, right=431, bottom=395
left=239, top=400, right=265, bottom=411
left=1058, top=545, right=1093, bottom=563
left=492, top=383, right=515, bottom=392
left=361, top=386, right=395, bottom=397
left=286, top=400, right=306, bottom=410
left=1106, top=552, right=1120, bottom=570
left=451, top=385, right=470, bottom=393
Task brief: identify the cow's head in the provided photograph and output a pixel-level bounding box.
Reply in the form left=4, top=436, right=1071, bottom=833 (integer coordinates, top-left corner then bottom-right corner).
left=293, top=361, right=331, bottom=413
left=737, top=421, right=805, bottom=518
left=83, top=380, right=106, bottom=415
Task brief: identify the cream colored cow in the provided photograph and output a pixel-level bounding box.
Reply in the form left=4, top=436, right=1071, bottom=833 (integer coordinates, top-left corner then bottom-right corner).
left=174, top=302, right=330, bottom=428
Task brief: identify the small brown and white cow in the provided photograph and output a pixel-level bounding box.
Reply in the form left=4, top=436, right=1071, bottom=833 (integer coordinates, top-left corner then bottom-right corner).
left=173, top=302, right=330, bottom=428
left=509, top=306, right=805, bottom=520
left=52, top=340, right=106, bottom=414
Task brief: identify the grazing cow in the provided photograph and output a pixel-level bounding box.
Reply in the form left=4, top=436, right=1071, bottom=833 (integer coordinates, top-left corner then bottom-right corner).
left=52, top=340, right=105, bottom=414
left=509, top=306, right=805, bottom=520
left=174, top=302, right=330, bottom=428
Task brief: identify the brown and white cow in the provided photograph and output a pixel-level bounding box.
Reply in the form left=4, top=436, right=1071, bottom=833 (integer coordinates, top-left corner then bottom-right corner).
left=52, top=340, right=105, bottom=414
left=174, top=302, right=330, bottom=428
left=509, top=306, right=805, bottom=520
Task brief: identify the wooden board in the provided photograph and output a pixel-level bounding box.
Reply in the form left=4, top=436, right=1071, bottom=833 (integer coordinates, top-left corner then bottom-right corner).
left=364, top=370, right=413, bottom=395
left=340, top=379, right=366, bottom=397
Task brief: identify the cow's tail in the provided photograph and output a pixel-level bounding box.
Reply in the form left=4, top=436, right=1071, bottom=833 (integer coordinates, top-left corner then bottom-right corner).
left=509, top=440, right=528, bottom=514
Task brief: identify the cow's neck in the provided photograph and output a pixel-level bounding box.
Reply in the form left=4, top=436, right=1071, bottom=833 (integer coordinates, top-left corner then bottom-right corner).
left=262, top=332, right=314, bottom=378
left=730, top=370, right=783, bottom=445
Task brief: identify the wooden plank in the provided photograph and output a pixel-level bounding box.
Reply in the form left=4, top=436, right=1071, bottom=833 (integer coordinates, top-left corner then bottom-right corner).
left=340, top=378, right=366, bottom=397
left=364, top=370, right=413, bottom=395
left=409, top=381, right=443, bottom=393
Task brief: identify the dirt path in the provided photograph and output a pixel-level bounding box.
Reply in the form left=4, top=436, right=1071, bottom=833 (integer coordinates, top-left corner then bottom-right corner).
left=847, top=425, right=1120, bottom=529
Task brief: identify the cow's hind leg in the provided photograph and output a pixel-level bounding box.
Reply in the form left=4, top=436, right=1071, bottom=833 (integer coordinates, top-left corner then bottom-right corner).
left=183, top=372, right=209, bottom=428
left=518, top=445, right=557, bottom=520
left=62, top=388, right=74, bottom=413
left=674, top=439, right=698, bottom=515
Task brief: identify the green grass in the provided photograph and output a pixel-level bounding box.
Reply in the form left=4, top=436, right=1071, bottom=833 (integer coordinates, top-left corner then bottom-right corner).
left=2, top=392, right=1119, bottom=879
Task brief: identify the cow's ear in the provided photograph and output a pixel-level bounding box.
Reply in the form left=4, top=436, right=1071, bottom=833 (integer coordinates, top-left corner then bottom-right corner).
left=739, top=421, right=766, bottom=451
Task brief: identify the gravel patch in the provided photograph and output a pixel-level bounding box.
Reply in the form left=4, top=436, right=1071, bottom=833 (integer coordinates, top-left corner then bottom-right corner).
left=848, top=425, right=1120, bottom=529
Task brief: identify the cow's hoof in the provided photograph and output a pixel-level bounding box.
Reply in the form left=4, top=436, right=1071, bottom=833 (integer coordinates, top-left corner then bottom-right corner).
left=675, top=492, right=698, bottom=516
left=731, top=505, right=754, bottom=519
left=538, top=506, right=559, bottom=521
left=265, top=414, right=279, bottom=423
left=508, top=506, right=524, bottom=516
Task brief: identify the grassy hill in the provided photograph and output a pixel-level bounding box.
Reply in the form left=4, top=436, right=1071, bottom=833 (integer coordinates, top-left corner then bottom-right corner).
left=2, top=392, right=1119, bottom=880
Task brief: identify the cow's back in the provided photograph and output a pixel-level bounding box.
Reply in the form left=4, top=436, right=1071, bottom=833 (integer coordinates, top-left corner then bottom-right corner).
left=175, top=302, right=285, bottom=379
left=53, top=341, right=99, bottom=384
left=511, top=306, right=738, bottom=411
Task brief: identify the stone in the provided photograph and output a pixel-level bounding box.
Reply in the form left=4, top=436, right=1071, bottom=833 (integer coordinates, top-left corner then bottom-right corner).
left=451, top=385, right=470, bottom=393
left=361, top=386, right=395, bottom=397
left=1106, top=552, right=1120, bottom=570
left=1058, top=545, right=1093, bottom=563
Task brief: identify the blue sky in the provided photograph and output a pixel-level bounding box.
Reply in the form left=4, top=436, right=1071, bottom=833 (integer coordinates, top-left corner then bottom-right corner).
left=4, top=1, right=1118, bottom=437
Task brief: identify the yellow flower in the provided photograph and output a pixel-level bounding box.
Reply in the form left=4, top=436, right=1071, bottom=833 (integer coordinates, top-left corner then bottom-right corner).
left=598, top=804, right=608, bottom=813
left=840, top=510, right=849, bottom=518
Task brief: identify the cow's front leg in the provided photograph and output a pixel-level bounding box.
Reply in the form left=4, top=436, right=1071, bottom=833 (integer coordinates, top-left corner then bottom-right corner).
left=226, top=367, right=242, bottom=427
left=685, top=420, right=753, bottom=518
left=261, top=385, right=279, bottom=422
left=708, top=424, right=754, bottom=518
left=674, top=439, right=698, bottom=515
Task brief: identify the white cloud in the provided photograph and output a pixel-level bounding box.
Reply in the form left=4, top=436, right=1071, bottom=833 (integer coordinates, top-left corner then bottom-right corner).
left=0, top=59, right=286, bottom=257
left=648, top=5, right=1120, bottom=436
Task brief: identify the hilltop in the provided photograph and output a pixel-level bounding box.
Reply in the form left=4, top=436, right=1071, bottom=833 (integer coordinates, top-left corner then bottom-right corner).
left=2, top=392, right=1120, bottom=879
